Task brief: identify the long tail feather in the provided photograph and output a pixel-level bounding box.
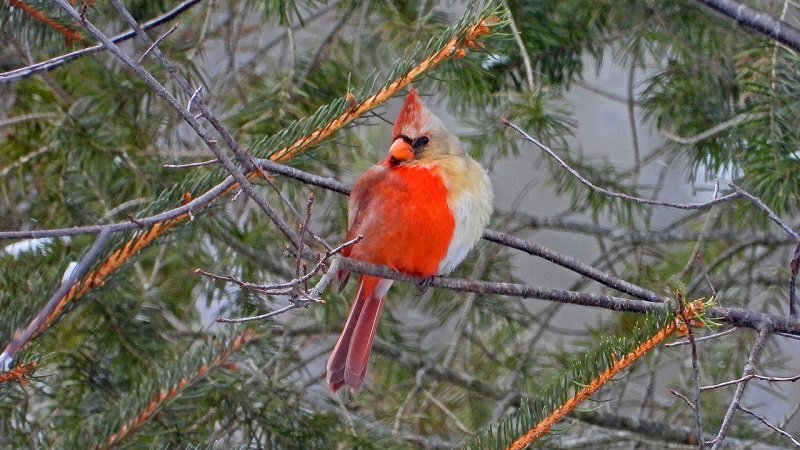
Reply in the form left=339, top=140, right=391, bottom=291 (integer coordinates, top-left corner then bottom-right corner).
left=327, top=276, right=391, bottom=393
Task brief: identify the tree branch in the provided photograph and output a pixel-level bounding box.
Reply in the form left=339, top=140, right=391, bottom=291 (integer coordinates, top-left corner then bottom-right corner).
left=694, top=0, right=800, bottom=52
left=0, top=229, right=111, bottom=371
left=0, top=0, right=203, bottom=84
left=503, top=119, right=742, bottom=210
left=709, top=328, right=771, bottom=449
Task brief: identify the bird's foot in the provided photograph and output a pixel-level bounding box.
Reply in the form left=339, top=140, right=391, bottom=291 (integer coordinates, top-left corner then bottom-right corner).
left=415, top=276, right=436, bottom=294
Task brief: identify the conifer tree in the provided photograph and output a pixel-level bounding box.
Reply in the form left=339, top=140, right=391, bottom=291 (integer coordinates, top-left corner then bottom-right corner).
left=2, top=1, right=800, bottom=448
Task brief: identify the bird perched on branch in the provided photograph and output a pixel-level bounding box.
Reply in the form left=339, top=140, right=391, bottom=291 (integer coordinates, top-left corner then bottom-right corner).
left=327, top=88, right=493, bottom=393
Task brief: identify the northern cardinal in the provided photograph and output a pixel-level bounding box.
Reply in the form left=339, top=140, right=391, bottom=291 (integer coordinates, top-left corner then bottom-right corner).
left=326, top=88, right=493, bottom=393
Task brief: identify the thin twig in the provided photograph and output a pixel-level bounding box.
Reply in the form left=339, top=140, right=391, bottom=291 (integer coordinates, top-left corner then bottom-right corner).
left=0, top=112, right=59, bottom=128
left=216, top=304, right=300, bottom=324
left=730, top=183, right=800, bottom=241
left=709, top=328, right=771, bottom=449
left=671, top=389, right=696, bottom=410
left=214, top=236, right=361, bottom=323
left=701, top=372, right=800, bottom=390
left=677, top=294, right=705, bottom=449
left=737, top=405, right=800, bottom=447
left=162, top=158, right=220, bottom=169
left=186, top=85, right=203, bottom=112
left=249, top=154, right=332, bottom=251
left=500, top=0, right=534, bottom=91
left=295, top=193, right=315, bottom=278
left=137, top=22, right=179, bottom=63
left=0, top=144, right=56, bottom=179
left=198, top=235, right=361, bottom=297
left=194, top=269, right=293, bottom=296
left=666, top=327, right=737, bottom=347
left=0, top=175, right=237, bottom=240
left=503, top=119, right=742, bottom=210
left=1, top=0, right=202, bottom=83
left=422, top=389, right=476, bottom=436
left=661, top=112, right=766, bottom=145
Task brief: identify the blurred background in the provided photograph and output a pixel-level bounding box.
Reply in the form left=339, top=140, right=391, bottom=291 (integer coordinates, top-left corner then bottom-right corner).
left=2, top=1, right=800, bottom=448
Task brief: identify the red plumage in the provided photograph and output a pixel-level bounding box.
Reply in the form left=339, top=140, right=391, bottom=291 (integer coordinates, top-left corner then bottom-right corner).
left=326, top=88, right=492, bottom=394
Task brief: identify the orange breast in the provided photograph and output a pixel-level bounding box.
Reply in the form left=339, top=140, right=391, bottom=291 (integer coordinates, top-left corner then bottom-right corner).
left=344, top=163, right=455, bottom=277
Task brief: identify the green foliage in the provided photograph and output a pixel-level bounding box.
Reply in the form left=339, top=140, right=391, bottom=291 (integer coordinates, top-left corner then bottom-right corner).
left=2, top=0, right=800, bottom=448
left=466, top=311, right=674, bottom=449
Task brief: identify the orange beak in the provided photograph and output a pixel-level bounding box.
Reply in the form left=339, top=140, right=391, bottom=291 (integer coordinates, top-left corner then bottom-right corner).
left=389, top=138, right=415, bottom=162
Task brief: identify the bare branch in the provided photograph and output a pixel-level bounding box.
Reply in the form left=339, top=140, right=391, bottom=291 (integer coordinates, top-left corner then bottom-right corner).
left=0, top=112, right=59, bottom=128
left=694, top=0, right=800, bottom=52
left=730, top=183, right=800, bottom=241
left=162, top=158, right=220, bottom=169
left=666, top=327, right=738, bottom=347
left=1, top=229, right=112, bottom=371
left=500, top=0, right=535, bottom=91
left=0, top=144, right=56, bottom=179
left=213, top=236, right=361, bottom=323
left=670, top=389, right=697, bottom=410
left=661, top=112, right=766, bottom=145
left=503, top=119, right=742, bottom=210
left=737, top=405, right=800, bottom=448
left=709, top=328, right=771, bottom=449
left=677, top=294, right=705, bottom=449
left=186, top=85, right=203, bottom=112
left=0, top=0, right=202, bottom=84
left=0, top=175, right=237, bottom=240
left=137, top=23, right=180, bottom=64
left=702, top=372, right=800, bottom=390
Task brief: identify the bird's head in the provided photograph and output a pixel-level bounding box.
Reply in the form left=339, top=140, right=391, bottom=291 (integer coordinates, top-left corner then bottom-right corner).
left=387, top=88, right=461, bottom=165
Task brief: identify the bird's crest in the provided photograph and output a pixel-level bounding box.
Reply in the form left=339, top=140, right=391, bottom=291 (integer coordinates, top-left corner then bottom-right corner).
left=392, top=88, right=432, bottom=139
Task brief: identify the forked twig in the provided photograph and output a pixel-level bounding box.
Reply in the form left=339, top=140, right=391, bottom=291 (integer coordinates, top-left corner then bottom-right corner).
left=737, top=405, right=800, bottom=447
left=209, top=236, right=362, bottom=323
left=502, top=119, right=742, bottom=210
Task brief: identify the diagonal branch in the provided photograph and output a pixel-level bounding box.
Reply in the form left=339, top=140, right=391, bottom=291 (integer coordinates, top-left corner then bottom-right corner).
left=98, top=330, right=257, bottom=449
left=7, top=0, right=86, bottom=45
left=709, top=328, right=771, bottom=449
left=1, top=229, right=111, bottom=371
left=0, top=0, right=202, bottom=84
left=503, top=119, right=742, bottom=210
left=506, top=303, right=703, bottom=449
left=694, top=0, right=800, bottom=52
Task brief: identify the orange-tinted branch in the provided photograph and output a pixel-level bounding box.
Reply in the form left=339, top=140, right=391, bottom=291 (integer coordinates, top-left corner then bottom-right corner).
left=268, top=18, right=497, bottom=163
left=0, top=361, right=37, bottom=386
left=99, top=330, right=257, bottom=449
left=8, top=0, right=86, bottom=45
left=507, top=301, right=705, bottom=450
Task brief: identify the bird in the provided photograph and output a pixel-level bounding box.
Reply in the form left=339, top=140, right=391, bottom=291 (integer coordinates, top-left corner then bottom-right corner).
left=326, top=88, right=493, bottom=394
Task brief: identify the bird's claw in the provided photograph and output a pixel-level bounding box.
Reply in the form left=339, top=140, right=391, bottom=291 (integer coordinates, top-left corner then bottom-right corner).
left=415, top=276, right=436, bottom=294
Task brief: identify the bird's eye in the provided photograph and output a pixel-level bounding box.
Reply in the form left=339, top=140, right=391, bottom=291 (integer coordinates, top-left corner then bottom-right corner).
left=412, top=136, right=429, bottom=148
